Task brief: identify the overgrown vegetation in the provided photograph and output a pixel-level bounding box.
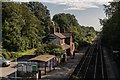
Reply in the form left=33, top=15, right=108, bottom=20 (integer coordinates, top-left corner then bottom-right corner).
left=2, top=48, right=36, bottom=60
left=53, top=13, right=96, bottom=48
left=2, top=2, right=49, bottom=52
left=35, top=42, right=64, bottom=56
left=100, top=1, right=120, bottom=48
left=2, top=2, right=96, bottom=59
left=100, top=1, right=120, bottom=68
left=2, top=2, right=53, bottom=59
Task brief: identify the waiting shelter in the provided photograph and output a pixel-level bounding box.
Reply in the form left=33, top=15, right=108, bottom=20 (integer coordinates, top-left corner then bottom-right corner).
left=29, top=54, right=56, bottom=75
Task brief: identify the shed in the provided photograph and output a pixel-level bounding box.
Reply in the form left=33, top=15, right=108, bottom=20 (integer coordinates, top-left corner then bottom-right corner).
left=29, top=54, right=56, bottom=75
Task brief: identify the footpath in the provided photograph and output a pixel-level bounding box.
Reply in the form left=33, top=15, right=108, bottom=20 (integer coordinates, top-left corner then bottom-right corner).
left=103, top=47, right=120, bottom=80
left=41, top=47, right=87, bottom=80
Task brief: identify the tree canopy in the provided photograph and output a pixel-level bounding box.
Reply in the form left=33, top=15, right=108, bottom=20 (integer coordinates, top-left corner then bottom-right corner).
left=2, top=2, right=96, bottom=53
left=25, top=2, right=53, bottom=35
left=53, top=13, right=96, bottom=48
left=2, top=2, right=52, bottom=52
left=101, top=1, right=120, bottom=48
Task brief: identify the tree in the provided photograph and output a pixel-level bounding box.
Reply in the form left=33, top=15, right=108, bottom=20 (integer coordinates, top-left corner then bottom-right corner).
left=101, top=1, right=120, bottom=48
left=45, top=42, right=64, bottom=56
left=2, top=2, right=44, bottom=52
left=2, top=2, right=25, bottom=51
left=25, top=2, right=53, bottom=35
left=53, top=13, right=96, bottom=47
left=35, top=42, right=64, bottom=56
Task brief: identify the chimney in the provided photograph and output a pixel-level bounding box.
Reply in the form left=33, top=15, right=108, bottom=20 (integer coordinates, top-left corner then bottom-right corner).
left=50, top=27, right=56, bottom=34
left=56, top=27, right=60, bottom=33
left=61, top=28, right=65, bottom=33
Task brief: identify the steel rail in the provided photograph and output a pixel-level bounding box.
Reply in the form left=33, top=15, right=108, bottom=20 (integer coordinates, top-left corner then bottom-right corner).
left=83, top=45, right=95, bottom=80
left=94, top=39, right=100, bottom=79
left=70, top=38, right=108, bottom=80
left=100, top=41, right=104, bottom=79
left=93, top=52, right=99, bottom=79
left=83, top=40, right=99, bottom=80
left=76, top=43, right=95, bottom=77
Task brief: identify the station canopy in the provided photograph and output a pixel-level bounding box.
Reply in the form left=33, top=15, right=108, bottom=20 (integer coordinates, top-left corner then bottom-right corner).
left=29, top=54, right=55, bottom=62
left=61, top=44, right=70, bottom=50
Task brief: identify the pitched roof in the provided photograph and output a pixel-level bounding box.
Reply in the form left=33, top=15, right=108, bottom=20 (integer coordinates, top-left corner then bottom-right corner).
left=29, top=54, right=55, bottom=62
left=54, top=32, right=66, bottom=39
left=62, top=32, right=72, bottom=38
left=61, top=44, right=70, bottom=50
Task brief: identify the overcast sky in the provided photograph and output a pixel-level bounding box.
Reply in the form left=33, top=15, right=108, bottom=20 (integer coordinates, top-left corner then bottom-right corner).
left=13, top=0, right=114, bottom=31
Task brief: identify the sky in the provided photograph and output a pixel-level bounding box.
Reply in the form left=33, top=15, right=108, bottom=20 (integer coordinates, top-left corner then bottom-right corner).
left=12, top=0, right=115, bottom=31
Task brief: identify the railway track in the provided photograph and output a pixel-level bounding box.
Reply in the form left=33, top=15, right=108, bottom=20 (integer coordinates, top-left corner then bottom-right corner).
left=70, top=39, right=108, bottom=80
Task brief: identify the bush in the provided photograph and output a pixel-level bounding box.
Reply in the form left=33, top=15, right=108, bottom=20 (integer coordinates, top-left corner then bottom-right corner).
left=35, top=43, right=45, bottom=55
left=35, top=42, right=64, bottom=56
left=1, top=48, right=36, bottom=60
left=50, top=48, right=64, bottom=56
left=71, top=75, right=80, bottom=80
left=10, top=53, right=18, bottom=59
left=0, top=53, right=3, bottom=57
left=46, top=42, right=64, bottom=56
left=2, top=49, right=11, bottom=60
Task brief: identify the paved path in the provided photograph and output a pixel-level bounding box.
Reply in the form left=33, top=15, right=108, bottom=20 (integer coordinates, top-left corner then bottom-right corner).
left=103, top=47, right=120, bottom=80
left=0, top=55, right=35, bottom=78
left=0, top=48, right=87, bottom=79
left=0, top=62, right=17, bottom=78
left=41, top=47, right=87, bottom=80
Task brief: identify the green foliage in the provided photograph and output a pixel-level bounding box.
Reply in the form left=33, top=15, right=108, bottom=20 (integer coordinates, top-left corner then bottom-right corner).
left=2, top=2, right=52, bottom=52
left=25, top=2, right=53, bottom=35
left=71, top=75, right=80, bottom=80
left=2, top=2, right=96, bottom=58
left=2, top=48, right=36, bottom=60
left=2, top=49, right=11, bottom=60
left=46, top=42, right=64, bottom=56
left=52, top=13, right=96, bottom=47
left=101, top=2, right=120, bottom=47
left=51, top=48, right=63, bottom=56
left=53, top=13, right=79, bottom=32
left=35, top=42, right=64, bottom=56
left=35, top=43, right=45, bottom=55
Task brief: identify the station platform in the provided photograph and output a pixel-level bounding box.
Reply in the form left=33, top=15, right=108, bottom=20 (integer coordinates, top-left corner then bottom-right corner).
left=41, top=47, right=87, bottom=80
